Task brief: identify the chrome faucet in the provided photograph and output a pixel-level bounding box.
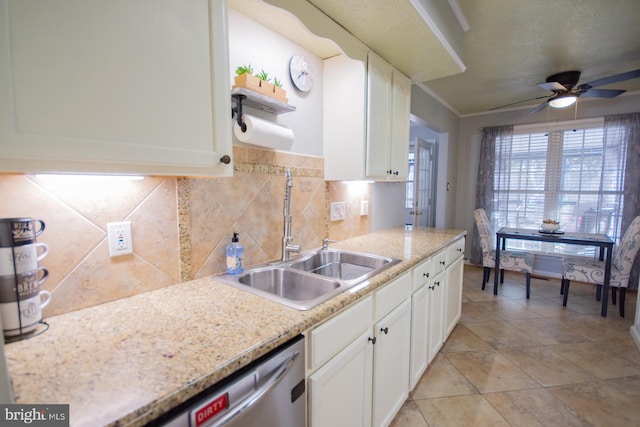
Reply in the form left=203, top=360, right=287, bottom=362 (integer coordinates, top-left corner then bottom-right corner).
left=322, top=238, right=337, bottom=250
left=282, top=169, right=301, bottom=261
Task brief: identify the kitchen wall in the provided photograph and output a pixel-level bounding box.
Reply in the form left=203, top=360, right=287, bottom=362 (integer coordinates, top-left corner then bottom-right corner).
left=228, top=7, right=325, bottom=156
left=0, top=6, right=394, bottom=318
left=0, top=146, right=371, bottom=317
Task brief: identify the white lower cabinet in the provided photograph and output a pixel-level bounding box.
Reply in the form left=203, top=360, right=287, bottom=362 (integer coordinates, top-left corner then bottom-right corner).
left=307, top=236, right=466, bottom=427
left=409, top=283, right=430, bottom=389
left=427, top=269, right=446, bottom=363
left=308, top=328, right=374, bottom=427
left=308, top=272, right=411, bottom=427
left=373, top=299, right=411, bottom=427
left=445, top=256, right=464, bottom=338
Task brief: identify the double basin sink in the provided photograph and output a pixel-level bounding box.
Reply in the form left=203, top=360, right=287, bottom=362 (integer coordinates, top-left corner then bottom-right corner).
left=215, top=248, right=401, bottom=310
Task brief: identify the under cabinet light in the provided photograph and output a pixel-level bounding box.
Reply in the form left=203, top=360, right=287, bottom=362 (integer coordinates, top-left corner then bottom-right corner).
left=35, top=174, right=144, bottom=181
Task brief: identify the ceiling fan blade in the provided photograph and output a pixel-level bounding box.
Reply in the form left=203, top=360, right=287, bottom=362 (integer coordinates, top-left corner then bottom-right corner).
left=527, top=99, right=549, bottom=115
left=579, top=69, right=640, bottom=89
left=490, top=95, right=551, bottom=110
left=580, top=88, right=626, bottom=98
left=537, top=81, right=566, bottom=92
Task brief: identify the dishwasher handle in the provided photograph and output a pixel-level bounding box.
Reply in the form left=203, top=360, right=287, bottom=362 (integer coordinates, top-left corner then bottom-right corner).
left=213, top=350, right=300, bottom=427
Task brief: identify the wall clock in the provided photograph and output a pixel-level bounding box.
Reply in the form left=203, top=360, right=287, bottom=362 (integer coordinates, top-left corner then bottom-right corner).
left=289, top=54, right=314, bottom=92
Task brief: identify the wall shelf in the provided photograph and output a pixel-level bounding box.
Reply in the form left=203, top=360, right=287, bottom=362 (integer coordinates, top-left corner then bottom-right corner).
left=231, top=88, right=296, bottom=114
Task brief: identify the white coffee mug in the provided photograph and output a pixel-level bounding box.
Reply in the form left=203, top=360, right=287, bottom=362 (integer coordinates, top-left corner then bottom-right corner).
left=1, top=290, right=51, bottom=336
left=0, top=243, right=48, bottom=276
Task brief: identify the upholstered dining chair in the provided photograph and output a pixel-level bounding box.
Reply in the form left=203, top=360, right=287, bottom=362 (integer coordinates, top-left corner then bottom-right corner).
left=562, top=215, right=640, bottom=317
left=473, top=208, right=535, bottom=297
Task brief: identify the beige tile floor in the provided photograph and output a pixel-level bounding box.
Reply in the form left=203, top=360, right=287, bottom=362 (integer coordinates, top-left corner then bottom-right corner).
left=391, top=264, right=640, bottom=427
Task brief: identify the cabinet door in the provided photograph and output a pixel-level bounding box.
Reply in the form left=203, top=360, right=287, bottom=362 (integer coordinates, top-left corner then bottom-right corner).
left=428, top=270, right=445, bottom=363
left=309, top=328, right=373, bottom=427
left=323, top=54, right=367, bottom=181
left=389, top=70, right=411, bottom=180
left=373, top=299, right=411, bottom=427
left=410, top=284, right=430, bottom=389
left=366, top=51, right=393, bottom=179
left=0, top=0, right=232, bottom=176
left=445, top=256, right=464, bottom=339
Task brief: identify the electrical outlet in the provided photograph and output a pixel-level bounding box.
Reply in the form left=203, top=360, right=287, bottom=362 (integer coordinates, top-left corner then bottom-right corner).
left=360, top=200, right=369, bottom=216
left=107, top=221, right=133, bottom=257
left=330, top=201, right=346, bottom=221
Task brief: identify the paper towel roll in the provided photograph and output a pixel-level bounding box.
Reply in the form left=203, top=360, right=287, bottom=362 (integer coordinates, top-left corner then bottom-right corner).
left=233, top=114, right=294, bottom=150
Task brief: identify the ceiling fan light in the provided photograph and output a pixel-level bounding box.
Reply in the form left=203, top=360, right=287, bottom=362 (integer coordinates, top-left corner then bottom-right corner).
left=549, top=94, right=577, bottom=108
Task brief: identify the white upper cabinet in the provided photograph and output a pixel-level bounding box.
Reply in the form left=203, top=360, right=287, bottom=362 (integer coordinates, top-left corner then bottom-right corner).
left=365, top=52, right=394, bottom=179
left=0, top=0, right=232, bottom=176
left=390, top=68, right=411, bottom=179
left=323, top=54, right=367, bottom=181
left=323, top=51, right=411, bottom=181
left=366, top=51, right=410, bottom=181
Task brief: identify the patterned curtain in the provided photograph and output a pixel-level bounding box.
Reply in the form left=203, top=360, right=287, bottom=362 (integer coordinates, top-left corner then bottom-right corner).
left=606, top=112, right=640, bottom=290
left=470, top=125, right=513, bottom=265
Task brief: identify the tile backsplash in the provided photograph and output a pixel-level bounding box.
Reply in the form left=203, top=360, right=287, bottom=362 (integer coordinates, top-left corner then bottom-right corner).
left=0, top=146, right=371, bottom=317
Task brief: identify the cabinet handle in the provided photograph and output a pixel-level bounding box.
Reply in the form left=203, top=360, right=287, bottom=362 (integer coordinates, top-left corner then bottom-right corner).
left=368, top=336, right=377, bottom=345
left=440, top=260, right=446, bottom=265
left=380, top=327, right=389, bottom=335
left=219, top=154, right=231, bottom=164
left=457, top=248, right=462, bottom=252
left=429, top=285, right=435, bottom=290
left=393, top=171, right=399, bottom=176
left=435, top=281, right=440, bottom=286
left=423, top=272, right=430, bottom=278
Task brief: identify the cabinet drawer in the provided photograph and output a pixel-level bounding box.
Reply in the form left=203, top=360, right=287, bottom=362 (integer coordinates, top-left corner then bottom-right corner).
left=309, top=295, right=373, bottom=371
left=432, top=250, right=447, bottom=275
left=447, top=237, right=465, bottom=264
left=411, top=257, right=432, bottom=292
left=374, top=271, right=411, bottom=321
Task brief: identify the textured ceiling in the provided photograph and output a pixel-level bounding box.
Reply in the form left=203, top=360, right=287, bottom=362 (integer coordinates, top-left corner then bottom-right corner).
left=307, top=0, right=465, bottom=82
left=424, top=0, right=640, bottom=115
left=233, top=0, right=640, bottom=116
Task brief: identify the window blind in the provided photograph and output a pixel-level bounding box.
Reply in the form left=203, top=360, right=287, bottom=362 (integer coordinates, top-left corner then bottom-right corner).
left=493, top=121, right=626, bottom=255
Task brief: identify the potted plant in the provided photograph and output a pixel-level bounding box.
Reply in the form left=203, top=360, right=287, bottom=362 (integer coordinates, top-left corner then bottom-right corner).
left=233, top=64, right=261, bottom=91
left=272, top=77, right=287, bottom=103
left=232, top=64, right=287, bottom=103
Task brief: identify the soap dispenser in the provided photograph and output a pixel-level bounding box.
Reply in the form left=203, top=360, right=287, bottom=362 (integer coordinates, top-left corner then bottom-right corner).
left=226, top=232, right=244, bottom=274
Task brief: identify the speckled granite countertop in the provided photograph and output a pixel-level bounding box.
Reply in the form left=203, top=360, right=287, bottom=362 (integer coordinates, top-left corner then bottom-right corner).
left=4, top=227, right=465, bottom=427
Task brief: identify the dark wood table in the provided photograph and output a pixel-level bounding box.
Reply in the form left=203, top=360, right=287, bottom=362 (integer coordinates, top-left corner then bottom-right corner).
left=495, top=227, right=615, bottom=317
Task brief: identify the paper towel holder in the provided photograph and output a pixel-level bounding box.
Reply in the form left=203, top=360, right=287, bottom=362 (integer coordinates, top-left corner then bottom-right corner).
left=232, top=94, right=248, bottom=132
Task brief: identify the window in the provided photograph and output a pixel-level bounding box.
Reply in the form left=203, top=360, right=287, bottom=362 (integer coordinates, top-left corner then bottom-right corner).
left=493, top=119, right=626, bottom=256
left=405, top=151, right=415, bottom=209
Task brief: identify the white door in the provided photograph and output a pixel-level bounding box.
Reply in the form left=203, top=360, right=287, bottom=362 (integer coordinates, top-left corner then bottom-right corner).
left=409, top=284, right=430, bottom=389
left=406, top=138, right=436, bottom=227
left=427, top=270, right=445, bottom=363
left=308, top=329, right=373, bottom=427
left=445, top=256, right=464, bottom=338
left=372, top=299, right=411, bottom=427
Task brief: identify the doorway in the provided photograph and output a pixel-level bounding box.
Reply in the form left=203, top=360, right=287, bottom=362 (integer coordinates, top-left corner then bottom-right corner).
left=405, top=137, right=437, bottom=227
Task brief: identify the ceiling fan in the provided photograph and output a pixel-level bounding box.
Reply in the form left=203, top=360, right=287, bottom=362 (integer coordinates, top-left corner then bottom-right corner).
left=491, top=69, right=640, bottom=115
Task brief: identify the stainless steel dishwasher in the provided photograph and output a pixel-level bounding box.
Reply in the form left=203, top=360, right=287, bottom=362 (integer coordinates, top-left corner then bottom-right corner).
left=156, top=335, right=305, bottom=427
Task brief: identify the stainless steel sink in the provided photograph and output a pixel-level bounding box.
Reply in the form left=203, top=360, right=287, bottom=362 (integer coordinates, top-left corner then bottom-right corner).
left=239, top=268, right=341, bottom=301
left=289, top=249, right=397, bottom=283
left=215, top=248, right=400, bottom=310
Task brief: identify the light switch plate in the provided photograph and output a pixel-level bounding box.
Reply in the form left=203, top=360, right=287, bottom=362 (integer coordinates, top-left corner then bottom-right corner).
left=360, top=200, right=369, bottom=216
left=330, top=201, right=346, bottom=221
